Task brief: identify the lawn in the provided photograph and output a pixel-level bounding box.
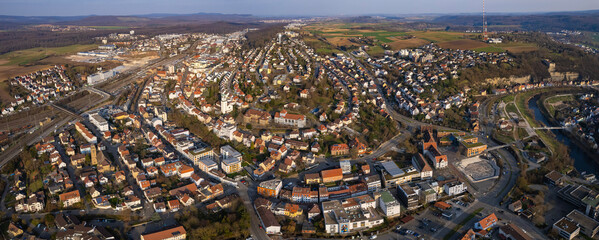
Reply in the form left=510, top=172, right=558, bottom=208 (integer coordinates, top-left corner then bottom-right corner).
left=501, top=95, right=515, bottom=102
left=0, top=44, right=98, bottom=66
left=505, top=103, right=520, bottom=117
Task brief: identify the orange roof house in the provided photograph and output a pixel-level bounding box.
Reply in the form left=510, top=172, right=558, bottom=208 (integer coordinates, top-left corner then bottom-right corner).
left=475, top=213, right=498, bottom=230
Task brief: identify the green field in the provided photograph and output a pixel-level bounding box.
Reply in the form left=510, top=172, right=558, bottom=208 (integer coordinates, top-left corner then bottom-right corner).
left=0, top=44, right=99, bottom=66
left=474, top=46, right=505, bottom=53
left=410, top=31, right=472, bottom=43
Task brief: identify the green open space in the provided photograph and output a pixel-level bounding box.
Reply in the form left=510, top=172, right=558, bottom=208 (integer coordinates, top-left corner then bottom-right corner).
left=0, top=44, right=99, bottom=66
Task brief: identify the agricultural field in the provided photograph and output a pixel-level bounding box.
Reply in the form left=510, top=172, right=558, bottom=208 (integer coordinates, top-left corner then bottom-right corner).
left=303, top=23, right=495, bottom=55
left=0, top=44, right=99, bottom=82
left=474, top=42, right=538, bottom=53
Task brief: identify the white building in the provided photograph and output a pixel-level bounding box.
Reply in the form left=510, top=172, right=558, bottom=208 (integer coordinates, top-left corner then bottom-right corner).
left=322, top=195, right=384, bottom=234
left=274, top=110, right=306, bottom=128
left=340, top=160, right=351, bottom=174
left=378, top=190, right=401, bottom=217
left=89, top=113, right=109, bottom=132
left=443, top=181, right=467, bottom=196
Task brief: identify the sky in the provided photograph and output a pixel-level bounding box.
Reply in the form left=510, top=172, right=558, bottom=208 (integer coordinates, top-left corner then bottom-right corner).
left=1, top=0, right=599, bottom=16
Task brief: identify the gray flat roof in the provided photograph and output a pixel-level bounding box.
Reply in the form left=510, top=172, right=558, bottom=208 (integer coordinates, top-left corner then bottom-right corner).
left=381, top=161, right=404, bottom=178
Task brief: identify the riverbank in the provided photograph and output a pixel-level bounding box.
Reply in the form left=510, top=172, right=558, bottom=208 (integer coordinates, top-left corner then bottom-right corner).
left=536, top=92, right=599, bottom=174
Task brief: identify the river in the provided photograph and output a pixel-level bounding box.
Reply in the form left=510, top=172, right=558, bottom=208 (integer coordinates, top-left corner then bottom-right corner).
left=528, top=95, right=599, bottom=176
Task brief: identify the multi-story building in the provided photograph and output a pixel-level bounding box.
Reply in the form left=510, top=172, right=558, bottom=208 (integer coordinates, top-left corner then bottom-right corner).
left=257, top=179, right=283, bottom=198
left=361, top=174, right=382, bottom=192
left=444, top=181, right=467, bottom=196
left=398, top=184, right=420, bottom=210
left=553, top=217, right=580, bottom=240
left=243, top=108, right=271, bottom=125
left=220, top=145, right=242, bottom=174
left=566, top=209, right=599, bottom=238
left=378, top=190, right=401, bottom=217
left=460, top=141, right=487, bottom=157
left=89, top=113, right=109, bottom=132
left=321, top=168, right=343, bottom=183
left=321, top=197, right=384, bottom=234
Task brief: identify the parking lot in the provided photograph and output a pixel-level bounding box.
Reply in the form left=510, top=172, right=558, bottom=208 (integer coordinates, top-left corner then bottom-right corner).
left=378, top=197, right=474, bottom=240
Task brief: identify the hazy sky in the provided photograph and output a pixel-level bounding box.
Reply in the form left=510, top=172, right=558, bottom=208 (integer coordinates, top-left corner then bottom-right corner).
left=1, top=0, right=599, bottom=16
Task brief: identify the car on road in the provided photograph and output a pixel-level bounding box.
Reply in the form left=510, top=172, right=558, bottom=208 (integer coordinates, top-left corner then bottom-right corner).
left=369, top=235, right=377, bottom=239
left=413, top=232, right=420, bottom=237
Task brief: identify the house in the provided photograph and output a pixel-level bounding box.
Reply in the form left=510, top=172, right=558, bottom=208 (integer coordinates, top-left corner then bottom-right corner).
left=474, top=213, right=498, bottom=230
left=153, top=202, right=166, bottom=213
left=330, top=144, right=349, bottom=156
left=141, top=225, right=187, bottom=240
left=300, top=89, right=309, bottom=98
left=59, top=190, right=81, bottom=207
left=168, top=199, right=181, bottom=212
left=509, top=200, right=522, bottom=213
left=7, top=223, right=23, bottom=238
left=460, top=229, right=476, bottom=240
left=425, top=145, right=448, bottom=168
left=308, top=204, right=321, bottom=219
left=553, top=217, right=580, bottom=240
left=434, top=201, right=451, bottom=211
left=305, top=173, right=321, bottom=184
left=498, top=223, right=532, bottom=240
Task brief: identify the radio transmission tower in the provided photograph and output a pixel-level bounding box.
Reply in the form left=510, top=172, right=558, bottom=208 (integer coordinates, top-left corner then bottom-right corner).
left=483, top=0, right=488, bottom=41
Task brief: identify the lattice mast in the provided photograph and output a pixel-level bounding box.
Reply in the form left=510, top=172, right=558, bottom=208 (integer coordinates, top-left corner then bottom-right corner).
left=483, top=0, right=488, bottom=41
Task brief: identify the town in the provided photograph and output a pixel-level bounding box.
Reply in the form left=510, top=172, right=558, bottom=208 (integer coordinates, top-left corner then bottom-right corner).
left=2, top=4, right=599, bottom=240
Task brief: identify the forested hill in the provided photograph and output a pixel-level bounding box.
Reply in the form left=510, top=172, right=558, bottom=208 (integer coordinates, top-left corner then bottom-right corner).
left=432, top=11, right=599, bottom=32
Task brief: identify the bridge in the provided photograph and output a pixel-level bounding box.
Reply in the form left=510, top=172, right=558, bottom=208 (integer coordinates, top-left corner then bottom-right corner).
left=484, top=144, right=512, bottom=152
left=50, top=103, right=84, bottom=120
